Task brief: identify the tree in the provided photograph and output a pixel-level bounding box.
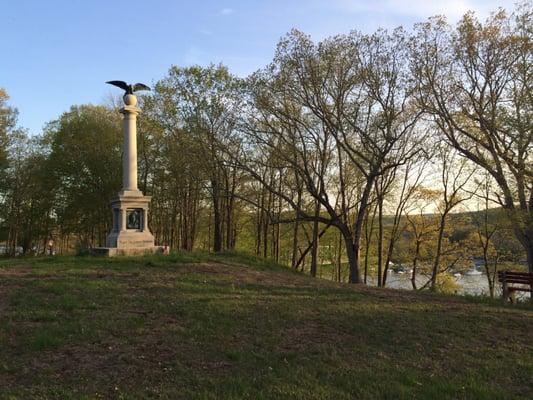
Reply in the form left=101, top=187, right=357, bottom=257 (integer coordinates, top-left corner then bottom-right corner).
left=44, top=105, right=122, bottom=247
left=0, top=128, right=54, bottom=255
left=138, top=102, right=205, bottom=250
left=471, top=174, right=507, bottom=297
left=0, top=90, right=53, bottom=254
left=148, top=65, right=243, bottom=252
left=239, top=28, right=422, bottom=283
left=380, top=156, right=427, bottom=287
left=411, top=6, right=533, bottom=272
left=0, top=89, right=18, bottom=187
left=428, top=148, right=475, bottom=290
left=405, top=188, right=440, bottom=290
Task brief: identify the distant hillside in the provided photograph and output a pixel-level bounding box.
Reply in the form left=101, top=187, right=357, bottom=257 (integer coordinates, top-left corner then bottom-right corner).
left=381, top=206, right=508, bottom=225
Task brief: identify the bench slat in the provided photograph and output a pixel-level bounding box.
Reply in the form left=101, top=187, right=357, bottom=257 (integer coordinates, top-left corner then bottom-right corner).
left=508, top=288, right=533, bottom=292
left=497, top=278, right=533, bottom=284
left=498, top=277, right=533, bottom=283
left=497, top=272, right=532, bottom=277
left=497, top=271, right=533, bottom=283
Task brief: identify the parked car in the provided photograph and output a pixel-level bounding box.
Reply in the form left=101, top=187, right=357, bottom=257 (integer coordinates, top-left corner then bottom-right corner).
left=0, top=245, right=23, bottom=256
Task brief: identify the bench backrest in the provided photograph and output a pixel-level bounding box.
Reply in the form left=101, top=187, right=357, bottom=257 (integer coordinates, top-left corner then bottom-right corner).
left=497, top=271, right=533, bottom=285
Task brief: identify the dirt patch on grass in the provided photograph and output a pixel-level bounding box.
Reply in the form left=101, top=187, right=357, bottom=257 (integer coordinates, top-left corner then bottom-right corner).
left=0, top=266, right=34, bottom=277
left=280, top=321, right=354, bottom=353
left=175, top=262, right=342, bottom=288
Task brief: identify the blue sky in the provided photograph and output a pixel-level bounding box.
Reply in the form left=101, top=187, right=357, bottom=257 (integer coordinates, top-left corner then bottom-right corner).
left=1, top=0, right=513, bottom=135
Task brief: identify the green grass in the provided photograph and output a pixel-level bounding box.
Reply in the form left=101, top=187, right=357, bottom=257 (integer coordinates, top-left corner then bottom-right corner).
left=0, top=252, right=532, bottom=399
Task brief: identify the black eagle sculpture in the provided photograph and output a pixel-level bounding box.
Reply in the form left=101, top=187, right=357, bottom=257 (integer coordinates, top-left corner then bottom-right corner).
left=106, top=81, right=151, bottom=94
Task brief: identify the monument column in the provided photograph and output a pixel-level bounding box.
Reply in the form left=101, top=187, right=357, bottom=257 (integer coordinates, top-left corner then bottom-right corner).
left=121, top=94, right=141, bottom=196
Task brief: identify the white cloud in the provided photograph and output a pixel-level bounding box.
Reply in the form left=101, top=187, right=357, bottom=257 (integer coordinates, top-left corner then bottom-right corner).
left=198, top=29, right=213, bottom=36
left=221, top=8, right=235, bottom=15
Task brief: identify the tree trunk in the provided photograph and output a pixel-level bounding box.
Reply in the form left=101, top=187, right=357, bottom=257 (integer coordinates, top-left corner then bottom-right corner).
left=523, top=234, right=533, bottom=299
left=225, top=169, right=237, bottom=251
left=431, top=215, right=447, bottom=291
left=411, top=240, right=420, bottom=290
left=520, top=231, right=533, bottom=274
left=349, top=177, right=375, bottom=284
left=291, top=219, right=300, bottom=269
left=225, top=195, right=234, bottom=251
left=310, top=201, right=320, bottom=278
left=382, top=243, right=394, bottom=288
left=481, top=244, right=495, bottom=299
left=295, top=222, right=332, bottom=270
left=210, top=171, right=223, bottom=252
left=336, top=231, right=343, bottom=282
left=256, top=190, right=263, bottom=256
left=291, top=186, right=303, bottom=268
left=376, top=196, right=384, bottom=287
left=345, top=235, right=359, bottom=283
left=363, top=204, right=377, bottom=285
left=212, top=197, right=222, bottom=252
left=262, top=192, right=270, bottom=259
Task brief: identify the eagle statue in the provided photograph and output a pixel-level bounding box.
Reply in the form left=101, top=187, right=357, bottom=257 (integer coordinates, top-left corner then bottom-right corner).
left=106, top=81, right=151, bottom=94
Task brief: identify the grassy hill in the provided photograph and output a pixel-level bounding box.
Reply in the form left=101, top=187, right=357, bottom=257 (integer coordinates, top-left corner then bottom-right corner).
left=0, top=253, right=532, bottom=399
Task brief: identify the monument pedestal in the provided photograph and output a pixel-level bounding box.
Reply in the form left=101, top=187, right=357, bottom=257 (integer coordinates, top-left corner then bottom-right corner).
left=106, top=192, right=156, bottom=248
left=92, top=192, right=165, bottom=256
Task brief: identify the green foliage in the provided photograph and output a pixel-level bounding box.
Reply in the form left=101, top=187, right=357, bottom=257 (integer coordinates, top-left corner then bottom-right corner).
left=435, top=273, right=460, bottom=294
left=44, top=105, right=122, bottom=245
left=0, top=102, right=55, bottom=251
left=0, top=88, right=18, bottom=174
left=141, top=64, right=244, bottom=251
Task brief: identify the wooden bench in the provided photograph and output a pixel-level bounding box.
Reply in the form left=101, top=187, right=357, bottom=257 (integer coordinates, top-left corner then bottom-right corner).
left=497, top=271, right=533, bottom=303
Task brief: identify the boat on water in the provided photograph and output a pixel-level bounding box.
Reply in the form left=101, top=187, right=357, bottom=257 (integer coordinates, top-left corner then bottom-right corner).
left=465, top=268, right=483, bottom=276
left=392, top=264, right=408, bottom=274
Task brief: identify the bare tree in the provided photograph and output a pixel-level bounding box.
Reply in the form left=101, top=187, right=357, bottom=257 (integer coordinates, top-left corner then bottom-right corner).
left=405, top=188, right=440, bottom=289
left=471, top=173, right=503, bottom=297
left=238, top=28, right=422, bottom=283
left=429, top=147, right=476, bottom=290
left=381, top=156, right=428, bottom=287
left=411, top=7, right=533, bottom=272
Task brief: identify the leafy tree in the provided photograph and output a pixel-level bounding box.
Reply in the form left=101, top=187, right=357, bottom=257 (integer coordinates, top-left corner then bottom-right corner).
left=0, top=89, right=18, bottom=184
left=44, top=105, right=122, bottom=247
left=146, top=65, right=243, bottom=252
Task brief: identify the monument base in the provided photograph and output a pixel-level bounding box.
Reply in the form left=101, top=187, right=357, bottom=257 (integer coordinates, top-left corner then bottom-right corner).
left=95, top=192, right=165, bottom=257
left=90, top=246, right=166, bottom=257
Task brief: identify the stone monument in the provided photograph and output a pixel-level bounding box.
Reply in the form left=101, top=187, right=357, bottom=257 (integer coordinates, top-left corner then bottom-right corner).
left=92, top=81, right=165, bottom=256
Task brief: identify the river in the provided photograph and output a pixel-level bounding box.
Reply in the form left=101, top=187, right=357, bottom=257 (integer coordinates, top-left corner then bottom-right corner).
left=368, top=271, right=532, bottom=301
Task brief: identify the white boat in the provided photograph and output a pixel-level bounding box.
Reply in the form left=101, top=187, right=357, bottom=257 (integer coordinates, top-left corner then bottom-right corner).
left=465, top=268, right=482, bottom=276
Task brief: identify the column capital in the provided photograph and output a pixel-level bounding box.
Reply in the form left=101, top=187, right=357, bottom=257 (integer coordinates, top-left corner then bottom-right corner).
left=120, top=105, right=141, bottom=115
